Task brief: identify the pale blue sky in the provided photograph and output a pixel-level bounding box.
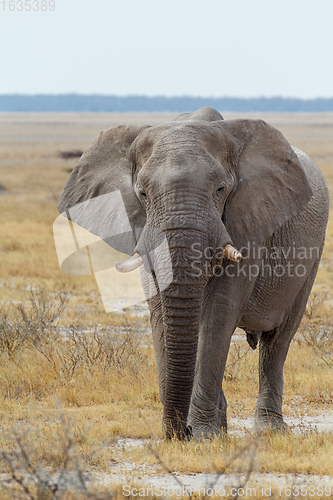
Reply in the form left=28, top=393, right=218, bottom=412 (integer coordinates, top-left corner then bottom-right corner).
left=0, top=0, right=332, bottom=97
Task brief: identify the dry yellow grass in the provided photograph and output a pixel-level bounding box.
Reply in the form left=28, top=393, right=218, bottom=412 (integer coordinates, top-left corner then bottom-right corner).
left=0, top=287, right=331, bottom=492
left=0, top=112, right=332, bottom=497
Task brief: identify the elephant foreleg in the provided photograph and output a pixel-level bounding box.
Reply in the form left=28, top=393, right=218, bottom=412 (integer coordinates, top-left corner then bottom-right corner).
left=187, top=310, right=235, bottom=439
left=188, top=275, right=253, bottom=438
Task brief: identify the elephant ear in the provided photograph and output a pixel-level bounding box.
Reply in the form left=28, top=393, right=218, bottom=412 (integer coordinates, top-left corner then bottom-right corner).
left=57, top=125, right=149, bottom=256
left=221, top=119, right=313, bottom=248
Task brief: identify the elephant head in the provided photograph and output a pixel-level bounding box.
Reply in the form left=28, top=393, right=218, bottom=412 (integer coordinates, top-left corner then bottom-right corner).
left=58, top=107, right=312, bottom=439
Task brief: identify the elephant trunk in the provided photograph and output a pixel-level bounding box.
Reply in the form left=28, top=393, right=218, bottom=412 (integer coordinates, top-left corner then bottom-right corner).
left=159, top=226, right=210, bottom=439
left=161, top=281, right=205, bottom=439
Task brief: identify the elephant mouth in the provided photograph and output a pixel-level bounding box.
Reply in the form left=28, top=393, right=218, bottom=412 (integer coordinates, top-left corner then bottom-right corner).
left=115, top=243, right=242, bottom=274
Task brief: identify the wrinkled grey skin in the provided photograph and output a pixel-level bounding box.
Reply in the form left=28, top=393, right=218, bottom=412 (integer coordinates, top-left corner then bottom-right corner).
left=58, top=107, right=329, bottom=440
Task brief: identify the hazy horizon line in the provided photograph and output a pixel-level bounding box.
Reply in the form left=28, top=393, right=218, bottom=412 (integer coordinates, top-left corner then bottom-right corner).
left=1, top=93, right=333, bottom=100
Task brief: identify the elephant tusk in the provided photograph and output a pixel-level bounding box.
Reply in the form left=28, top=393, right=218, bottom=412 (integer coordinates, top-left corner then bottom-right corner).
left=224, top=244, right=242, bottom=262
left=115, top=252, right=143, bottom=273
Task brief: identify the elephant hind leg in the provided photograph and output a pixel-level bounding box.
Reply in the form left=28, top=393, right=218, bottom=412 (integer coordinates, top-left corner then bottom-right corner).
left=255, top=263, right=319, bottom=431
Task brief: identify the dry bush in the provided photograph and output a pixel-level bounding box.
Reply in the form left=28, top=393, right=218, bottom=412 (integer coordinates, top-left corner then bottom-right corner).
left=0, top=412, right=114, bottom=500
left=34, top=324, right=145, bottom=379
left=0, top=288, right=67, bottom=358
left=17, top=287, right=67, bottom=346
left=0, top=432, right=88, bottom=499
left=0, top=304, right=30, bottom=358
left=296, top=288, right=333, bottom=366
left=66, top=326, right=145, bottom=374
left=0, top=288, right=145, bottom=378
left=0, top=288, right=152, bottom=418
left=293, top=287, right=333, bottom=367
left=304, top=288, right=332, bottom=320
left=0, top=425, right=259, bottom=499
left=146, top=434, right=259, bottom=499
left=298, top=321, right=333, bottom=366
left=224, top=340, right=252, bottom=382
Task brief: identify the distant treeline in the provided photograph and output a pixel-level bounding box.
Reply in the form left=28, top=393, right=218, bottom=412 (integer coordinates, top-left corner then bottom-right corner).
left=1, top=94, right=333, bottom=112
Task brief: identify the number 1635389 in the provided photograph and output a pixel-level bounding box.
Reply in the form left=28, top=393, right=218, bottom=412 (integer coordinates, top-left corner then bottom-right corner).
left=1, top=0, right=55, bottom=11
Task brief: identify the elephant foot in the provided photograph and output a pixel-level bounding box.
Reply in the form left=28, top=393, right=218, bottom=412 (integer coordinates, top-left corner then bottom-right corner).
left=188, top=396, right=227, bottom=439
left=188, top=422, right=227, bottom=440
left=254, top=408, right=290, bottom=433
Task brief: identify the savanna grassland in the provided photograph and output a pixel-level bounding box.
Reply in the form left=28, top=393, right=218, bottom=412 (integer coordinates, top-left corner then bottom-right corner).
left=0, top=112, right=332, bottom=499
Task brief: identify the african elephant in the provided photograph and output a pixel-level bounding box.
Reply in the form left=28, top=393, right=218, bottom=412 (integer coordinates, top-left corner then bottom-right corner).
left=58, top=107, right=329, bottom=440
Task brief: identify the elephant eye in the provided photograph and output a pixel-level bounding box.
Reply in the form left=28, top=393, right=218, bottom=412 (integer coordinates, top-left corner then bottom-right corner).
left=138, top=186, right=147, bottom=198
left=216, top=185, right=225, bottom=194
